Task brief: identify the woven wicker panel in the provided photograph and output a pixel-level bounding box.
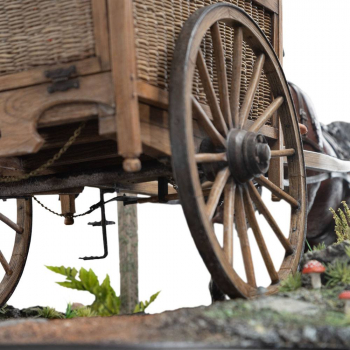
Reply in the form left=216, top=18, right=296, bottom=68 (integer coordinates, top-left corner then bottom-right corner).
left=133, top=0, right=273, bottom=122
left=0, top=0, right=95, bottom=76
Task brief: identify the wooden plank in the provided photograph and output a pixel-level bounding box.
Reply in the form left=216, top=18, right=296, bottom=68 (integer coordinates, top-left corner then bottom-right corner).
left=137, top=80, right=168, bottom=110
left=0, top=72, right=114, bottom=158
left=22, top=140, right=119, bottom=169
left=92, top=0, right=110, bottom=71
left=253, top=0, right=279, bottom=14
left=40, top=120, right=105, bottom=150
left=100, top=103, right=206, bottom=158
left=116, top=181, right=177, bottom=196
left=0, top=164, right=173, bottom=198
left=304, top=150, right=350, bottom=173
left=278, top=0, right=283, bottom=63
left=108, top=0, right=142, bottom=172
left=0, top=57, right=102, bottom=93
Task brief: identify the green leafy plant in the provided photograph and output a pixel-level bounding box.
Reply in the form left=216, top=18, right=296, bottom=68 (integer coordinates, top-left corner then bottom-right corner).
left=330, top=201, right=350, bottom=242
left=325, top=260, right=350, bottom=287
left=279, top=272, right=302, bottom=292
left=35, top=306, right=64, bottom=319
left=65, top=303, right=76, bottom=319
left=313, top=242, right=326, bottom=251
left=74, top=306, right=97, bottom=318
left=64, top=303, right=97, bottom=318
left=46, top=266, right=159, bottom=316
left=134, top=292, right=160, bottom=313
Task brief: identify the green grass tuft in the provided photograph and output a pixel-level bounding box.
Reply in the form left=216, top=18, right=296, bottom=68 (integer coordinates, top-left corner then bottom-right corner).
left=325, top=260, right=350, bottom=287
left=313, top=242, right=326, bottom=251
left=279, top=272, right=302, bottom=292
left=35, top=307, right=64, bottom=319
left=74, top=306, right=97, bottom=318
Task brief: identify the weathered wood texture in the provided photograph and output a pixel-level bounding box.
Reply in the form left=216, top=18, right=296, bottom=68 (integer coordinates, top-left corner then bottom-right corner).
left=0, top=73, right=114, bottom=158
left=60, top=194, right=76, bottom=225
left=0, top=163, right=172, bottom=198
left=108, top=0, right=142, bottom=171
left=118, top=193, right=139, bottom=314
left=0, top=199, right=32, bottom=307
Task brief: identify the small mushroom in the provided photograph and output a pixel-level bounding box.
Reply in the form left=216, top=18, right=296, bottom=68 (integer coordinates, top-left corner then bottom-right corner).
left=339, top=291, right=350, bottom=315
left=302, top=260, right=326, bottom=289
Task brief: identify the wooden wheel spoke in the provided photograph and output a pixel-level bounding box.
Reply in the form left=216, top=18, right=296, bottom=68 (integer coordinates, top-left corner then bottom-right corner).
left=271, top=149, right=295, bottom=158
left=239, top=53, right=265, bottom=129
left=195, top=152, right=227, bottom=163
left=192, top=96, right=227, bottom=148
left=243, top=185, right=279, bottom=283
left=230, top=26, right=243, bottom=128
left=211, top=22, right=232, bottom=129
left=247, top=181, right=293, bottom=254
left=196, top=49, right=228, bottom=135
left=0, top=212, right=23, bottom=234
left=206, top=168, right=230, bottom=220
left=235, top=187, right=256, bottom=287
left=248, top=96, right=284, bottom=133
left=202, top=181, right=213, bottom=190
left=0, top=251, right=12, bottom=276
left=223, top=179, right=236, bottom=265
left=255, top=175, right=299, bottom=208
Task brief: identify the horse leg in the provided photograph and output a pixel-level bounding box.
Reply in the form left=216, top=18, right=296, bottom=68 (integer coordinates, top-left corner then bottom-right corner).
left=306, top=178, right=343, bottom=248
left=209, top=279, right=226, bottom=302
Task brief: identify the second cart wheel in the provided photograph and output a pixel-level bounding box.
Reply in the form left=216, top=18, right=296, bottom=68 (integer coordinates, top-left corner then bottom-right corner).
left=0, top=198, right=32, bottom=306
left=170, top=3, right=306, bottom=298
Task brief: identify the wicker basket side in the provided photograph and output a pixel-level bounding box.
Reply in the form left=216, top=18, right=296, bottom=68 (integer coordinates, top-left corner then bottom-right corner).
left=133, top=0, right=273, bottom=123
left=0, top=0, right=95, bottom=77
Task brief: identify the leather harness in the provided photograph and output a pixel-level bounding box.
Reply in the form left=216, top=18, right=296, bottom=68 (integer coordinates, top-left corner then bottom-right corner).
left=288, top=82, right=350, bottom=186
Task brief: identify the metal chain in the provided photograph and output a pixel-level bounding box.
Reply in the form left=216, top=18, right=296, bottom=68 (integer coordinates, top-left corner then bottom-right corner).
left=33, top=196, right=94, bottom=218
left=0, top=122, right=86, bottom=183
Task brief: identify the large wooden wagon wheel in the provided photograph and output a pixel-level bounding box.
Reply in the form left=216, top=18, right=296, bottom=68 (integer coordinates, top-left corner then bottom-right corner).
left=169, top=3, right=307, bottom=298
left=0, top=198, right=32, bottom=306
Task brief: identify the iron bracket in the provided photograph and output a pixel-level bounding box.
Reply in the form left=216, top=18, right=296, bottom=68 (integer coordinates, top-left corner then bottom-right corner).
left=80, top=189, right=110, bottom=260
left=45, top=65, right=79, bottom=94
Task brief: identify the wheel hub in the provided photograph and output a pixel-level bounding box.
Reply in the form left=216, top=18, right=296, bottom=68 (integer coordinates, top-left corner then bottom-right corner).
left=226, top=129, right=271, bottom=183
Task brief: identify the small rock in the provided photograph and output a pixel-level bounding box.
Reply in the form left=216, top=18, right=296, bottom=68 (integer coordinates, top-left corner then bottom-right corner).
left=71, top=303, right=85, bottom=310
left=301, top=241, right=350, bottom=267
left=252, top=296, right=322, bottom=316
left=302, top=326, right=317, bottom=342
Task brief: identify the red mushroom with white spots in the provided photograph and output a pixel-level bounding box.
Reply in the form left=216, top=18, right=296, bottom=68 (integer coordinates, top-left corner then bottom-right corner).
left=339, top=291, right=350, bottom=315
left=302, top=260, right=326, bottom=289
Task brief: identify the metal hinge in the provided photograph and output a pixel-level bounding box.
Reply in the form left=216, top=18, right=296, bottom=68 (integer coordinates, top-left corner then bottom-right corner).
left=45, top=65, right=79, bottom=94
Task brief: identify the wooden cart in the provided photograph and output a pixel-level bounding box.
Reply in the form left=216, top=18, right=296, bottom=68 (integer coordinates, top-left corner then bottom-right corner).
left=0, top=0, right=348, bottom=304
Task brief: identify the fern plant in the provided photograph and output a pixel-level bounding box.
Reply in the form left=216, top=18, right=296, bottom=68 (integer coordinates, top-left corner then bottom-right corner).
left=330, top=201, right=350, bottom=242
left=134, top=292, right=160, bottom=313
left=46, top=266, right=159, bottom=316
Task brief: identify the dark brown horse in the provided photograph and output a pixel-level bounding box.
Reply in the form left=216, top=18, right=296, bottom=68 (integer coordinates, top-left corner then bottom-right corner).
left=289, top=83, right=350, bottom=248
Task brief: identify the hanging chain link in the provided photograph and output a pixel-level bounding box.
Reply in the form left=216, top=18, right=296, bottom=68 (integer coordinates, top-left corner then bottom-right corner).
left=33, top=196, right=94, bottom=218
left=1, top=121, right=92, bottom=219
left=0, top=122, right=86, bottom=183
